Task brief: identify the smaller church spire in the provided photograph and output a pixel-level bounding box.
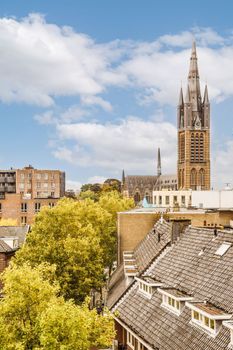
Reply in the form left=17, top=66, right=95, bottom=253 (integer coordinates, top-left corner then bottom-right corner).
left=178, top=87, right=184, bottom=105
left=122, top=169, right=125, bottom=185
left=157, top=148, right=161, bottom=176
left=203, top=84, right=209, bottom=104
left=191, top=40, right=197, bottom=59
left=185, top=84, right=191, bottom=103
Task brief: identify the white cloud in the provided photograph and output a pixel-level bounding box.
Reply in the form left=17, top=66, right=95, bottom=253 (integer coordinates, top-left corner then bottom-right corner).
left=87, top=176, right=107, bottom=184
left=66, top=179, right=82, bottom=191
left=54, top=117, right=177, bottom=174
left=81, top=95, right=113, bottom=112
left=2, top=14, right=233, bottom=108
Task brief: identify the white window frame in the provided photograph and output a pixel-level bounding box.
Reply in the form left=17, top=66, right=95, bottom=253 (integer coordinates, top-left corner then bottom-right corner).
left=127, top=331, right=135, bottom=349
left=191, top=310, right=216, bottom=335
left=158, top=288, right=193, bottom=316
left=186, top=302, right=232, bottom=337
left=136, top=277, right=162, bottom=299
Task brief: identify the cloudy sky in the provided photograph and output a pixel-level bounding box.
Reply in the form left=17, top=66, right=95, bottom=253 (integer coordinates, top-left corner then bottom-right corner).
left=1, top=0, right=233, bottom=190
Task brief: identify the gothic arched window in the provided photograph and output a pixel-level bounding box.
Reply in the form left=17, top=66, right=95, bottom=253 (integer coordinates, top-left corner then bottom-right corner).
left=199, top=168, right=205, bottom=189
left=134, top=192, right=141, bottom=203
left=182, top=169, right=185, bottom=188
left=191, top=133, right=195, bottom=162
left=190, top=168, right=197, bottom=190
left=200, top=133, right=204, bottom=161
left=195, top=133, right=199, bottom=161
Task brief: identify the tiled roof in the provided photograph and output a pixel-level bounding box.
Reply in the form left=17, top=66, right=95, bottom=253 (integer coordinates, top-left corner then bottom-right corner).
left=134, top=220, right=172, bottom=273
left=112, top=224, right=233, bottom=350
left=0, top=225, right=29, bottom=246
left=107, top=220, right=172, bottom=308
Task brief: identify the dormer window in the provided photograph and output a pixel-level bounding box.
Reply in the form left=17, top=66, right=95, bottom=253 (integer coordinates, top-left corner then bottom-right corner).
left=186, top=302, right=232, bottom=336
left=136, top=276, right=162, bottom=299
left=158, top=288, right=193, bottom=316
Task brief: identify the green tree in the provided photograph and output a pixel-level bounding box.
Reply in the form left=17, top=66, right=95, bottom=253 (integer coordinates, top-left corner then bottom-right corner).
left=15, top=199, right=105, bottom=302
left=0, top=263, right=114, bottom=350
left=98, top=191, right=134, bottom=274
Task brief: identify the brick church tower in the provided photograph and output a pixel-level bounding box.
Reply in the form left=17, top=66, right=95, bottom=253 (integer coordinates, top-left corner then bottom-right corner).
left=177, top=41, right=210, bottom=190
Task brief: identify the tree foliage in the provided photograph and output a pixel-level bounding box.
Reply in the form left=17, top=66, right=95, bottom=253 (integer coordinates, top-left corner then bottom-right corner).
left=15, top=199, right=105, bottom=302
left=15, top=192, right=134, bottom=301
left=0, top=218, right=18, bottom=226
left=0, top=263, right=114, bottom=350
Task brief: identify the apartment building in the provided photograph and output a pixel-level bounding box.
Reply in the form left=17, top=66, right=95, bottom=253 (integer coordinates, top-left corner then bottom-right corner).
left=0, top=165, right=65, bottom=225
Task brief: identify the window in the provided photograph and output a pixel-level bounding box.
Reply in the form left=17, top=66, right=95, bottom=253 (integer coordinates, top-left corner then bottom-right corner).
left=158, top=288, right=192, bottom=316
left=165, top=196, right=170, bottom=205
left=173, top=196, right=177, bottom=204
left=190, top=168, right=197, bottom=189
left=138, top=281, right=153, bottom=299
left=127, top=331, right=135, bottom=349
left=36, top=173, right=41, bottom=180
left=0, top=203, right=2, bottom=212
left=154, top=196, right=157, bottom=205
left=51, top=182, right=55, bottom=188
left=21, top=203, right=27, bottom=213
left=181, top=196, right=185, bottom=205
left=21, top=216, right=27, bottom=224
left=159, top=196, right=162, bottom=205
left=49, top=202, right=55, bottom=208
left=199, top=169, right=205, bottom=189
left=20, top=173, right=25, bottom=180
left=19, top=183, right=25, bottom=190
left=43, top=183, right=48, bottom=189
left=37, top=182, right=41, bottom=189
left=215, top=242, right=231, bottom=256
left=35, top=202, right=41, bottom=213
left=191, top=310, right=216, bottom=333
left=44, top=173, right=48, bottom=180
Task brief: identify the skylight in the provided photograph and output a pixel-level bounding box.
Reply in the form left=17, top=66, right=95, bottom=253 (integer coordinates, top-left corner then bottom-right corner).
left=215, top=242, right=232, bottom=256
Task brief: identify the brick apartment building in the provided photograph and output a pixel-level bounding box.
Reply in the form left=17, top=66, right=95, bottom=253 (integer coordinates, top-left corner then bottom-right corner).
left=0, top=165, right=65, bottom=225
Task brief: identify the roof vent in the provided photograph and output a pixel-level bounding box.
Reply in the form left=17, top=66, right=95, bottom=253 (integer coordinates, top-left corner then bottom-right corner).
left=215, top=242, right=232, bottom=256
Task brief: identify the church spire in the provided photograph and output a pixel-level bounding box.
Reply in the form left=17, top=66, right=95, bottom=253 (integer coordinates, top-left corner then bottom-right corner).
left=178, top=87, right=184, bottom=106
left=203, top=84, right=209, bottom=104
left=122, top=169, right=125, bottom=185
left=185, top=84, right=191, bottom=103
left=157, top=148, right=161, bottom=176
left=187, top=40, right=201, bottom=111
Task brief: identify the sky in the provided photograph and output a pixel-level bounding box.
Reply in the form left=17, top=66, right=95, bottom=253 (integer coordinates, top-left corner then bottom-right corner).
left=0, top=0, right=233, bottom=190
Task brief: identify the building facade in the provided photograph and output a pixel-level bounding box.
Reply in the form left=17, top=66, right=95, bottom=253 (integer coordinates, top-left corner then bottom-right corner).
left=122, top=148, right=177, bottom=204
left=178, top=42, right=211, bottom=190
left=0, top=166, right=65, bottom=225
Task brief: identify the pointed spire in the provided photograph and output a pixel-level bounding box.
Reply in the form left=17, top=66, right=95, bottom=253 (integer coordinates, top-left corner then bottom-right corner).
left=122, top=169, right=125, bottom=185
left=185, top=84, right=191, bottom=103
left=203, top=84, right=209, bottom=104
left=191, top=40, right=197, bottom=59
left=178, top=87, right=184, bottom=106
left=157, top=148, right=161, bottom=176
left=187, top=40, right=202, bottom=111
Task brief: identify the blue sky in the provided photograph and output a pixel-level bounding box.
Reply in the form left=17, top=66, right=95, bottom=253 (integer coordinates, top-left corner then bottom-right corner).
left=0, top=0, right=233, bottom=189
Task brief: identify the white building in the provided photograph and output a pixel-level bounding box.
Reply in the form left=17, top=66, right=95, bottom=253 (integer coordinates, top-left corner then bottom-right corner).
left=152, top=189, right=233, bottom=210
left=153, top=190, right=192, bottom=208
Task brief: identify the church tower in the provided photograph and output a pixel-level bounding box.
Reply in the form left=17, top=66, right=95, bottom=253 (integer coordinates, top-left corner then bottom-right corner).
left=177, top=41, right=210, bottom=190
